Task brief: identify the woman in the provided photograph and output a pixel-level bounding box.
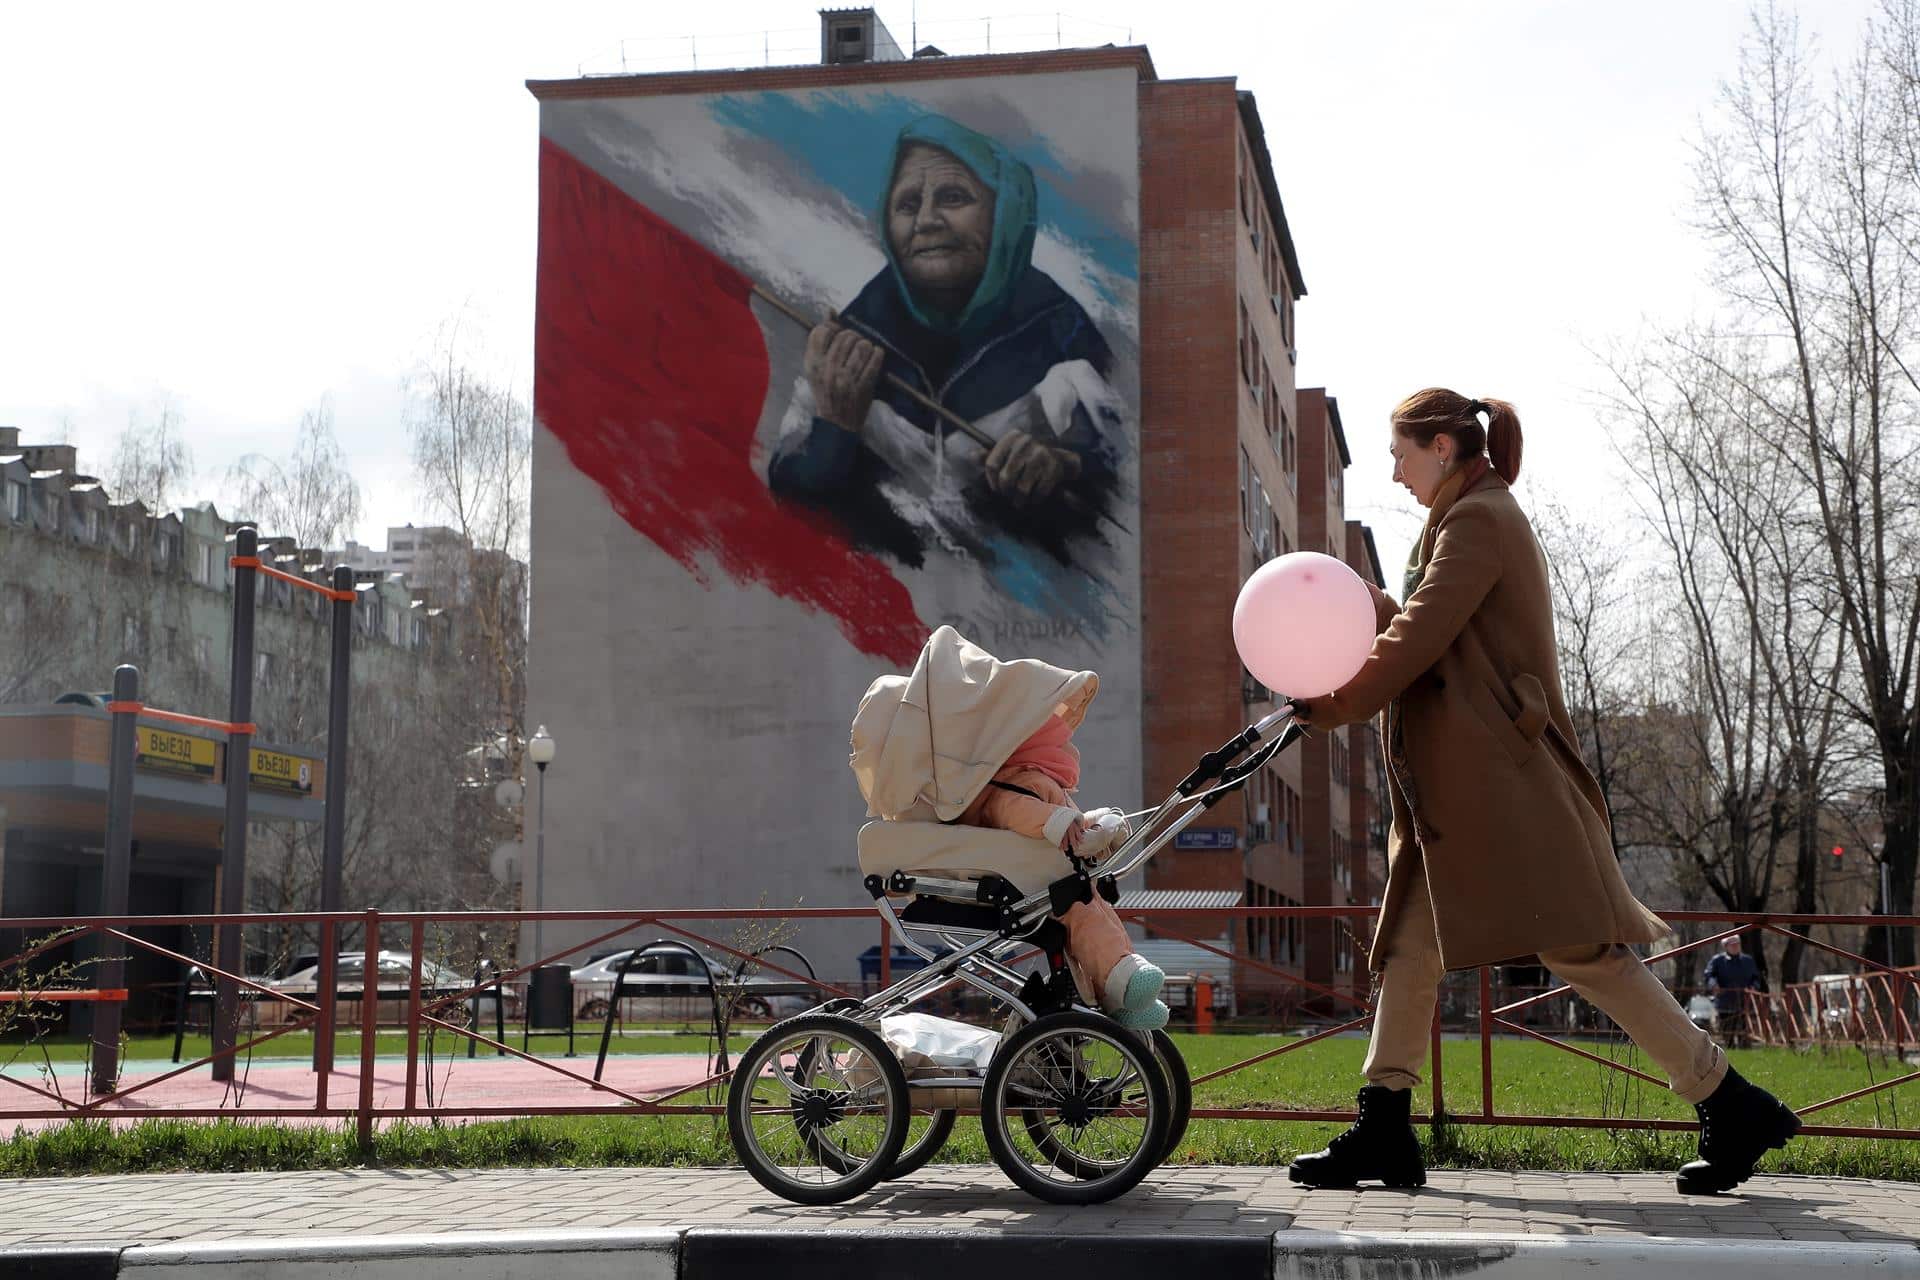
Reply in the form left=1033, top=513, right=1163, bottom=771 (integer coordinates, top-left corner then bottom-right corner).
left=1289, top=389, right=1798, bottom=1196
left=767, top=113, right=1127, bottom=558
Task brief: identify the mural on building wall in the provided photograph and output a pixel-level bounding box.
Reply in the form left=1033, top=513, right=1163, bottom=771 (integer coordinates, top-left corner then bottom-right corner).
left=535, top=74, right=1139, bottom=664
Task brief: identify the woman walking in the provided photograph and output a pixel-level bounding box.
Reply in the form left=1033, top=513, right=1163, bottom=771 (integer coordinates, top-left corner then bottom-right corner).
left=1290, top=388, right=1798, bottom=1196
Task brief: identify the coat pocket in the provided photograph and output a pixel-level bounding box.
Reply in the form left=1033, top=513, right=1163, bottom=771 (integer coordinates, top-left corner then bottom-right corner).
left=1465, top=676, right=1537, bottom=769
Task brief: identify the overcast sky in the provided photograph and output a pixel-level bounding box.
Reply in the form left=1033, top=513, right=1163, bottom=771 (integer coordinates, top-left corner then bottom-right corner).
left=0, top=0, right=1881, bottom=570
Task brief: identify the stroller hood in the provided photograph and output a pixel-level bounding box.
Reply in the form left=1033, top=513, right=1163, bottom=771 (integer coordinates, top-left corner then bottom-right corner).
left=850, top=626, right=1098, bottom=822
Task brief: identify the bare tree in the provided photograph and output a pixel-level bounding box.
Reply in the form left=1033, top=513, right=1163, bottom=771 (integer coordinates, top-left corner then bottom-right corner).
left=406, top=322, right=532, bottom=917
left=224, top=399, right=363, bottom=552
left=107, top=396, right=193, bottom=513
left=1531, top=497, right=1645, bottom=838
left=407, top=325, right=530, bottom=732
left=0, top=584, right=78, bottom=704
left=1686, top=2, right=1920, bottom=967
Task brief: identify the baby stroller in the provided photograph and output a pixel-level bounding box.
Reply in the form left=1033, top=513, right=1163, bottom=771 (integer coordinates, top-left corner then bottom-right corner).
left=725, top=627, right=1302, bottom=1205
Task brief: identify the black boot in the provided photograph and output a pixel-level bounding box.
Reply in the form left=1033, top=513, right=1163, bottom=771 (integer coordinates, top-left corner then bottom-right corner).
left=1288, top=1085, right=1426, bottom=1188
left=1675, top=1065, right=1800, bottom=1194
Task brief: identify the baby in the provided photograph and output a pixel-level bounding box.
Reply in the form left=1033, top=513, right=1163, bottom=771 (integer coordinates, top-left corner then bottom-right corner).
left=959, top=709, right=1169, bottom=1029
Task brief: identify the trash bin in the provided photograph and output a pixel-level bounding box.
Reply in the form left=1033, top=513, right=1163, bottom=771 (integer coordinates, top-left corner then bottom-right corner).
left=525, top=964, right=575, bottom=1054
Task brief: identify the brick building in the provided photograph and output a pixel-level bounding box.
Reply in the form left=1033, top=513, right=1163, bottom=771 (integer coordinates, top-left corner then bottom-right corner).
left=1138, top=89, right=1390, bottom=1009
left=524, top=10, right=1390, bottom=1000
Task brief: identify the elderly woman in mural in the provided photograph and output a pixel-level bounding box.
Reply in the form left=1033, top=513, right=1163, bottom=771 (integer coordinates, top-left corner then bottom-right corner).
left=767, top=114, right=1127, bottom=558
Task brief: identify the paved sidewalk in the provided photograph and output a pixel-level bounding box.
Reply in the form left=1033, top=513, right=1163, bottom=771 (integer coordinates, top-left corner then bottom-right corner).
left=0, top=1166, right=1913, bottom=1248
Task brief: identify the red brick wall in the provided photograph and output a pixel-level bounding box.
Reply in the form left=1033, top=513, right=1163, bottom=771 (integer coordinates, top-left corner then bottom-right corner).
left=1139, top=79, right=1245, bottom=896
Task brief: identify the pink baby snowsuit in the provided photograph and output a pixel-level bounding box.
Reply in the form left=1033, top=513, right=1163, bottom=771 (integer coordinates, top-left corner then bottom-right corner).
left=958, top=713, right=1160, bottom=1018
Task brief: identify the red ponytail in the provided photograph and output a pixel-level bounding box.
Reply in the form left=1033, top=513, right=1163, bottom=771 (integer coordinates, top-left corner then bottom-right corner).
left=1481, top=397, right=1523, bottom=484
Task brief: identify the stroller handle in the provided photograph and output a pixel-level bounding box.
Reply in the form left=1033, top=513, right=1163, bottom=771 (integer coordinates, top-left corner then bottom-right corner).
left=1174, top=702, right=1297, bottom=797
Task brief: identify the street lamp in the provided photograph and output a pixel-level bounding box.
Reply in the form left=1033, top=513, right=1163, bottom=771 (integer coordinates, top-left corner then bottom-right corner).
left=528, top=725, right=556, bottom=962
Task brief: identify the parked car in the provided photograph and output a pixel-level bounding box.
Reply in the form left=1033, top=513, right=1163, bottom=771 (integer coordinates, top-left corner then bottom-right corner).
left=1811, top=973, right=1862, bottom=1030
left=568, top=943, right=815, bottom=1025
left=261, top=951, right=514, bottom=1026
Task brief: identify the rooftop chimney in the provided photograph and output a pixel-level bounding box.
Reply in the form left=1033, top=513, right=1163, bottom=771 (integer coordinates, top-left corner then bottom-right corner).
left=820, top=7, right=905, bottom=66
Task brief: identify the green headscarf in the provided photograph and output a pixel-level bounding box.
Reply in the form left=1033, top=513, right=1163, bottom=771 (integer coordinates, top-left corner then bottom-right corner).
left=879, top=114, right=1039, bottom=340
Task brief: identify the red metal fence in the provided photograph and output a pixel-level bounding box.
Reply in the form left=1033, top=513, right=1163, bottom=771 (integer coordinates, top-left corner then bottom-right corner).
left=2, top=904, right=1915, bottom=1148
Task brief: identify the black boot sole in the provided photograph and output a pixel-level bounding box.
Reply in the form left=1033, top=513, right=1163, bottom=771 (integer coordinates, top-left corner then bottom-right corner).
left=1288, top=1163, right=1426, bottom=1189
left=1675, top=1103, right=1801, bottom=1195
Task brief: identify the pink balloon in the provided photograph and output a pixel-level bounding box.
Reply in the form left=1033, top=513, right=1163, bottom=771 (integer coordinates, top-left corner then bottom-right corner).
left=1232, top=552, right=1377, bottom=698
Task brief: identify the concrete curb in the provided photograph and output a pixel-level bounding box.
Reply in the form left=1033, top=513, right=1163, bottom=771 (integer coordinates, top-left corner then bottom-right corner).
left=8, top=1227, right=1919, bottom=1278
left=9, top=1246, right=123, bottom=1280
left=680, top=1227, right=1273, bottom=1279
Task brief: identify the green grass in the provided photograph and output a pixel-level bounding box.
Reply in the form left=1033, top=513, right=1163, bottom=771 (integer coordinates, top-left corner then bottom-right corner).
left=2, top=1032, right=1915, bottom=1180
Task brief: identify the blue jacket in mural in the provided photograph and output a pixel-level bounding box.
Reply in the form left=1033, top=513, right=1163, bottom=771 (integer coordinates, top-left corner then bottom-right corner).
left=766, top=113, right=1127, bottom=564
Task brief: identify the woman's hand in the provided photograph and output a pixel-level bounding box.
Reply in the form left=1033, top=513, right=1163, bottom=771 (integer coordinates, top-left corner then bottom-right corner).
left=805, top=316, right=884, bottom=432
left=1290, top=702, right=1336, bottom=729
left=1061, top=815, right=1089, bottom=852
left=985, top=430, right=1082, bottom=506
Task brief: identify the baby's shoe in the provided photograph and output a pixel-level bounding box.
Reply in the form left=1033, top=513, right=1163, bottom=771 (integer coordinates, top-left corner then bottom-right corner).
left=1103, top=953, right=1166, bottom=1014
left=1111, top=999, right=1170, bottom=1030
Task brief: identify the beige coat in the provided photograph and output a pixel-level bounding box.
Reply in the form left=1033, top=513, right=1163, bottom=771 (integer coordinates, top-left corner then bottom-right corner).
left=1309, top=470, right=1668, bottom=972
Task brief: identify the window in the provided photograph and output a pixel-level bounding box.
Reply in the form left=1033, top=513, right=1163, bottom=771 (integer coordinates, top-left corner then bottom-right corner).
left=391, top=539, right=414, bottom=552
left=197, top=635, right=214, bottom=672
left=5, top=482, right=22, bottom=522
left=197, top=542, right=215, bottom=585
left=1239, top=447, right=1253, bottom=535
left=165, top=626, right=180, bottom=661
left=122, top=615, right=140, bottom=652
left=1238, top=143, right=1252, bottom=224
left=1250, top=472, right=1269, bottom=554
left=1238, top=300, right=1252, bottom=385
left=255, top=650, right=275, bottom=689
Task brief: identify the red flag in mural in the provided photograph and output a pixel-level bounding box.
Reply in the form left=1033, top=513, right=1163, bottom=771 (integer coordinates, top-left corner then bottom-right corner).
left=534, top=138, right=928, bottom=665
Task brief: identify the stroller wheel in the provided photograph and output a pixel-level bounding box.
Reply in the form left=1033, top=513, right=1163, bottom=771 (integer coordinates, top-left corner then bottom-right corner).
left=1016, top=1026, right=1191, bottom=1176
left=1150, top=1029, right=1193, bottom=1164
left=982, top=1010, right=1171, bottom=1205
left=814, top=1105, right=958, bottom=1181
left=726, top=1012, right=908, bottom=1205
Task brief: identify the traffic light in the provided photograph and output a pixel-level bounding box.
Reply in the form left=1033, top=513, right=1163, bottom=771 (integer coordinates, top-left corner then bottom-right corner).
left=1832, top=845, right=1844, bottom=859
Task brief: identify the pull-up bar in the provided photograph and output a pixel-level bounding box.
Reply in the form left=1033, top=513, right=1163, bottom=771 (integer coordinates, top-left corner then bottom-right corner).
left=103, top=702, right=257, bottom=737
left=92, top=531, right=362, bottom=1093
left=231, top=555, right=359, bottom=603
